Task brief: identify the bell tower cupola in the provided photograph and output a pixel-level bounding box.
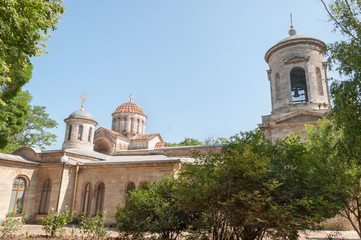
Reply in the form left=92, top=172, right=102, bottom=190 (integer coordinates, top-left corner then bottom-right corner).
left=259, top=20, right=331, bottom=142
left=62, top=94, right=98, bottom=150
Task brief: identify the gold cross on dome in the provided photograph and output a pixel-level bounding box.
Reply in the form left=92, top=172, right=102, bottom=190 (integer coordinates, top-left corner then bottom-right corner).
left=129, top=94, right=134, bottom=103
left=81, top=93, right=87, bottom=110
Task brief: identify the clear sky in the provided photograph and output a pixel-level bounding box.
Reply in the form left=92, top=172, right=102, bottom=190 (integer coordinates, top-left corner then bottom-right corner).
left=25, top=0, right=342, bottom=150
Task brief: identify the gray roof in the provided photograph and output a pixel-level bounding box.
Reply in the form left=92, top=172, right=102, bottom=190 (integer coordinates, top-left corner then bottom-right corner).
left=278, top=34, right=309, bottom=43
left=0, top=153, right=39, bottom=165
left=65, top=148, right=109, bottom=160
left=68, top=109, right=94, bottom=121
left=64, top=149, right=180, bottom=165
left=84, top=155, right=179, bottom=165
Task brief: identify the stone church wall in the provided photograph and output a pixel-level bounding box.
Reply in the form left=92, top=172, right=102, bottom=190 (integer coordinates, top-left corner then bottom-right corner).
left=72, top=162, right=178, bottom=223
left=0, top=163, right=39, bottom=222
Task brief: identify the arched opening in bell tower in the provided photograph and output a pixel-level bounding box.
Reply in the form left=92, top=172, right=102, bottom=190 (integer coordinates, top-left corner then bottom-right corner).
left=290, top=67, right=308, bottom=103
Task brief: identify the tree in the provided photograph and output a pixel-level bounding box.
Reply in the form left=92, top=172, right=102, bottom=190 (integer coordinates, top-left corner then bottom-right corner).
left=115, top=177, right=198, bottom=240
left=0, top=91, right=58, bottom=152
left=167, top=137, right=203, bottom=147
left=0, top=0, right=65, bottom=104
left=320, top=0, right=361, bottom=236
left=176, top=129, right=347, bottom=240
left=320, top=0, right=361, bottom=158
left=0, top=91, right=29, bottom=149
left=116, top=128, right=348, bottom=240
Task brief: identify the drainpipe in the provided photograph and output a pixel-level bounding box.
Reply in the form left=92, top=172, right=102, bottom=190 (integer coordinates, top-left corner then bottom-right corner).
left=56, top=158, right=67, bottom=212
left=71, top=165, right=80, bottom=213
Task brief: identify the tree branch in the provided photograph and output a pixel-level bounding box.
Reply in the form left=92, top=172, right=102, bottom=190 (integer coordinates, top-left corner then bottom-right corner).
left=320, top=0, right=361, bottom=41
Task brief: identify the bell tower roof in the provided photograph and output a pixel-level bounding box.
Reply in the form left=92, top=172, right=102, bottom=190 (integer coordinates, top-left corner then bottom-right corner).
left=265, top=34, right=326, bottom=64
left=265, top=15, right=326, bottom=64
left=68, top=109, right=95, bottom=121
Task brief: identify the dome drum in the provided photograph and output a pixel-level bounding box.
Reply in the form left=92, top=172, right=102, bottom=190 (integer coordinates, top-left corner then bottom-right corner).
left=112, top=113, right=146, bottom=138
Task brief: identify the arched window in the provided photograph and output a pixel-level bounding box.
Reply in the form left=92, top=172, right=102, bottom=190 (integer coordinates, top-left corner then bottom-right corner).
left=88, top=128, right=92, bottom=142
left=275, top=73, right=281, bottom=100
left=130, top=118, right=134, bottom=133
left=78, top=125, right=83, bottom=140
left=8, top=177, right=26, bottom=213
left=123, top=117, right=127, bottom=131
left=118, top=117, right=121, bottom=132
left=68, top=125, right=72, bottom=141
left=82, top=183, right=92, bottom=214
left=316, top=67, right=324, bottom=96
left=127, top=182, right=136, bottom=193
left=140, top=182, right=148, bottom=190
left=95, top=183, right=105, bottom=214
left=39, top=179, right=51, bottom=214
left=290, top=67, right=308, bottom=103
left=137, top=119, right=140, bottom=133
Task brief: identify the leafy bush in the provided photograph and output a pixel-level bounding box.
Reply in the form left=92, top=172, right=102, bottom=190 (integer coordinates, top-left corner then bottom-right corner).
left=79, top=212, right=109, bottom=238
left=1, top=211, right=27, bottom=237
left=115, top=177, right=198, bottom=240
left=41, top=208, right=72, bottom=237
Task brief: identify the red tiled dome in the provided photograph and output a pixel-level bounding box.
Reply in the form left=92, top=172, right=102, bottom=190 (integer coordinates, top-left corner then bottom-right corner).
left=112, top=102, right=147, bottom=117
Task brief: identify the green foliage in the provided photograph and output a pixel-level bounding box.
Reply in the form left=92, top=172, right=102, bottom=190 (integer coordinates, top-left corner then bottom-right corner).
left=0, top=0, right=65, bottom=104
left=0, top=91, right=57, bottom=152
left=79, top=212, right=109, bottom=238
left=321, top=1, right=361, bottom=237
left=321, top=0, right=361, bottom=159
left=203, top=137, right=229, bottom=145
left=41, top=208, right=72, bottom=237
left=0, top=91, right=30, bottom=149
left=176, top=128, right=347, bottom=240
left=115, top=177, right=198, bottom=240
left=1, top=212, right=28, bottom=237
left=167, top=137, right=203, bottom=147
left=116, top=128, right=349, bottom=240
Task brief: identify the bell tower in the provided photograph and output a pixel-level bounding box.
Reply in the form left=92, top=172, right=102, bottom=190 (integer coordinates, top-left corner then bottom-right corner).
left=62, top=94, right=98, bottom=150
left=258, top=24, right=331, bottom=142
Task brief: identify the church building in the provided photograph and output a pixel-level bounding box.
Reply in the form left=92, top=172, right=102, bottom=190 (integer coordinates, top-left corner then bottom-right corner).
left=0, top=25, right=331, bottom=224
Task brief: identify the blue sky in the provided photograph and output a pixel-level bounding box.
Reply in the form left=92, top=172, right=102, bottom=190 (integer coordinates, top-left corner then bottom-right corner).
left=25, top=0, right=342, bottom=150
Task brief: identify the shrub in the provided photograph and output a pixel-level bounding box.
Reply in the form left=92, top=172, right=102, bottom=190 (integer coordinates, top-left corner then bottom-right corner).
left=41, top=207, right=72, bottom=237
left=1, top=211, right=28, bottom=237
left=79, top=212, right=109, bottom=238
left=115, top=177, right=197, bottom=240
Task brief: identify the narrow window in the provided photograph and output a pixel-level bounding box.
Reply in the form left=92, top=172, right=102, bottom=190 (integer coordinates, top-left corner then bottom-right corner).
left=290, top=67, right=308, bottom=103
left=8, top=177, right=26, bottom=213
left=95, top=183, right=105, bottom=214
left=88, top=128, right=92, bottom=142
left=112, top=118, right=116, bottom=131
left=82, top=183, right=92, bottom=214
left=123, top=117, right=127, bottom=131
left=275, top=73, right=281, bottom=100
left=68, top=125, right=72, bottom=141
left=39, top=179, right=51, bottom=214
left=316, top=67, right=324, bottom=96
left=127, top=182, right=136, bottom=193
left=140, top=182, right=148, bottom=190
left=78, top=125, right=83, bottom=140
left=130, top=118, right=134, bottom=132
left=118, top=117, right=121, bottom=132
left=137, top=119, right=140, bottom=133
